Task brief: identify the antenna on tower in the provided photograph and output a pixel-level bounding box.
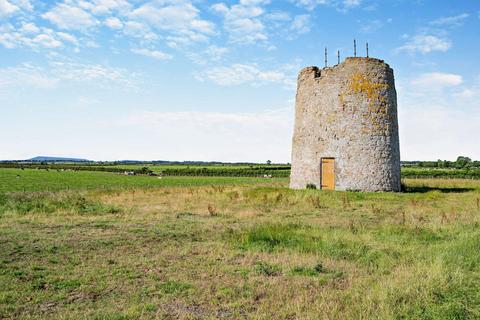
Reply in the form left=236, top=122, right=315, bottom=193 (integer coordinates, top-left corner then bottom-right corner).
left=366, top=42, right=369, bottom=58
left=354, top=39, right=357, bottom=57
left=325, top=47, right=327, bottom=68
left=337, top=50, right=340, bottom=65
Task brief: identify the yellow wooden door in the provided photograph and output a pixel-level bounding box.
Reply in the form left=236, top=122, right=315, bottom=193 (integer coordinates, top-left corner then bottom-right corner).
left=321, top=158, right=335, bottom=190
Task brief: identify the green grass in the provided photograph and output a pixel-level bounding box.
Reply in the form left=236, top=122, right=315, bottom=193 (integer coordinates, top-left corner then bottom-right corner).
left=1, top=177, right=480, bottom=319
left=0, top=192, right=121, bottom=216
left=0, top=163, right=292, bottom=177
left=109, top=164, right=290, bottom=171
left=4, top=162, right=480, bottom=179
left=0, top=168, right=287, bottom=193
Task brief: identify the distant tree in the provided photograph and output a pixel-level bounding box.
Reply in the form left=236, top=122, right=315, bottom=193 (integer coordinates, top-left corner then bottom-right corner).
left=455, top=156, right=472, bottom=168
left=423, top=161, right=437, bottom=168
left=266, top=160, right=272, bottom=165
left=457, top=156, right=472, bottom=163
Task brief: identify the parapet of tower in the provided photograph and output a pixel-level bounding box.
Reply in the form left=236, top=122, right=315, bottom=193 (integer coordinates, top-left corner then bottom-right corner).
left=290, top=57, right=401, bottom=192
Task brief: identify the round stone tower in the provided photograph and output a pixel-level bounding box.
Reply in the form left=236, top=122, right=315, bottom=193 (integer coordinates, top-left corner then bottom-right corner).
left=290, top=57, right=401, bottom=192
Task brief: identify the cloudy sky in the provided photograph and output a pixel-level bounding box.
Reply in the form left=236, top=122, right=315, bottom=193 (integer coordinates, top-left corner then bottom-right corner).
left=1, top=0, right=479, bottom=162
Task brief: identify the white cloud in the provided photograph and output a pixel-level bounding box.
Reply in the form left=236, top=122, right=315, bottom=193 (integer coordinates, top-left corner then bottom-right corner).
left=398, top=73, right=480, bottom=160
left=0, top=62, right=136, bottom=90
left=411, top=72, right=463, bottom=89
left=395, top=34, right=451, bottom=54
left=90, top=0, right=131, bottom=15
left=0, top=0, right=19, bottom=16
left=110, top=108, right=293, bottom=162
left=0, top=0, right=31, bottom=16
left=104, top=17, right=123, bottom=29
left=290, top=14, right=310, bottom=34
left=132, top=1, right=204, bottom=31
left=1, top=0, right=273, bottom=56
left=293, top=0, right=362, bottom=11
left=0, top=64, right=59, bottom=88
left=123, top=20, right=157, bottom=40
left=51, top=62, right=134, bottom=87
left=399, top=105, right=480, bottom=161
left=0, top=24, right=17, bottom=48
left=212, top=0, right=269, bottom=44
left=343, top=0, right=360, bottom=7
left=265, top=11, right=290, bottom=22
left=202, top=63, right=293, bottom=87
left=19, top=22, right=39, bottom=33
left=0, top=22, right=78, bottom=49
left=430, top=13, right=469, bottom=27
left=14, top=0, right=32, bottom=10
left=131, top=48, right=173, bottom=60
left=188, top=45, right=229, bottom=65
left=42, top=3, right=98, bottom=30
left=204, top=45, right=228, bottom=61
left=32, top=33, right=62, bottom=48
left=56, top=32, right=78, bottom=45
left=130, top=0, right=215, bottom=46
left=455, top=88, right=475, bottom=99
left=293, top=0, right=328, bottom=11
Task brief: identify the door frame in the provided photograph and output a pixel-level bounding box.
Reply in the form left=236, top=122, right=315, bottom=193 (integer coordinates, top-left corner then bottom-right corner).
left=320, top=157, right=335, bottom=190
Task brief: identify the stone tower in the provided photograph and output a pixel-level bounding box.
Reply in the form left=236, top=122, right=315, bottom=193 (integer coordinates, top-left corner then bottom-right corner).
left=290, top=57, right=401, bottom=192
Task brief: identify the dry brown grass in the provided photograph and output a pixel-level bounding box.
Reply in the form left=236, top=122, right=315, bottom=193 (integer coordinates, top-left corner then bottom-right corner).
left=1, top=178, right=480, bottom=319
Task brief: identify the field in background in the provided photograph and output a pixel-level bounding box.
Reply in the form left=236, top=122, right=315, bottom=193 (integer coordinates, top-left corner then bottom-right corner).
left=1, top=161, right=480, bottom=179
left=0, top=163, right=291, bottom=178
left=0, top=169, right=287, bottom=193
left=1, top=173, right=480, bottom=319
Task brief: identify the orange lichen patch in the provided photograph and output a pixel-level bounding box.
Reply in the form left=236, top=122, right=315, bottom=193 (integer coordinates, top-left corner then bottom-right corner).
left=342, top=73, right=391, bottom=134
left=349, top=73, right=388, bottom=101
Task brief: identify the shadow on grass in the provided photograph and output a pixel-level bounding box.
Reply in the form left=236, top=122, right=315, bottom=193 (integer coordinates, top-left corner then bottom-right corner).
left=402, top=186, right=475, bottom=194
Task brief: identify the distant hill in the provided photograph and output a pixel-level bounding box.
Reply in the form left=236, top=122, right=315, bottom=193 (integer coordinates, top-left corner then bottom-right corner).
left=27, top=156, right=91, bottom=162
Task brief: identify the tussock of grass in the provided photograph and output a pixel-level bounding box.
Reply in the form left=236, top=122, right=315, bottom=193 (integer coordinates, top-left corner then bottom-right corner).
left=254, top=261, right=282, bottom=277
left=0, top=192, right=121, bottom=216
left=290, top=262, right=324, bottom=276
left=232, top=223, right=399, bottom=270
left=157, top=280, right=194, bottom=295
left=373, top=224, right=451, bottom=244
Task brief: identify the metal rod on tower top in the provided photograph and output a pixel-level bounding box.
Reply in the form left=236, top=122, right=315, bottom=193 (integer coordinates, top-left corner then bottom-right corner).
left=337, top=50, right=340, bottom=64
left=354, top=39, right=357, bottom=57
left=366, top=42, right=369, bottom=58
left=325, top=47, right=327, bottom=68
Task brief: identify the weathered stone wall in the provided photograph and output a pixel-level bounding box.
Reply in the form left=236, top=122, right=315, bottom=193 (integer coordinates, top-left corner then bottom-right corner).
left=290, top=57, right=401, bottom=192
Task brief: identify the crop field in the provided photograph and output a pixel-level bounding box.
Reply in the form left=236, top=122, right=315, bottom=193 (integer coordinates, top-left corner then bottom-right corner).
left=2, top=162, right=480, bottom=179
left=1, top=170, right=480, bottom=319
left=0, top=164, right=292, bottom=178
left=0, top=169, right=286, bottom=193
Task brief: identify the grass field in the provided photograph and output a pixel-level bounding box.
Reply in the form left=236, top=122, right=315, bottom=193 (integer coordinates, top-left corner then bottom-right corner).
left=3, top=162, right=480, bottom=179
left=109, top=164, right=290, bottom=171
left=0, top=169, right=286, bottom=193
left=1, top=170, right=480, bottom=319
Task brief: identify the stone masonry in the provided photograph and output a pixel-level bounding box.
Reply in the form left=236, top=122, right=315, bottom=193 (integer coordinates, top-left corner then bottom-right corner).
left=290, top=57, right=401, bottom=191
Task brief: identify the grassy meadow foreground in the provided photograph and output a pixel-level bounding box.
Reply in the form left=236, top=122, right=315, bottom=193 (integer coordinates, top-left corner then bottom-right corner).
left=1, top=169, right=480, bottom=319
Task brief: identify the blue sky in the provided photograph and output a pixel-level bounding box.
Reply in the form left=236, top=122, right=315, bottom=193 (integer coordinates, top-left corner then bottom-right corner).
left=1, top=0, right=479, bottom=162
